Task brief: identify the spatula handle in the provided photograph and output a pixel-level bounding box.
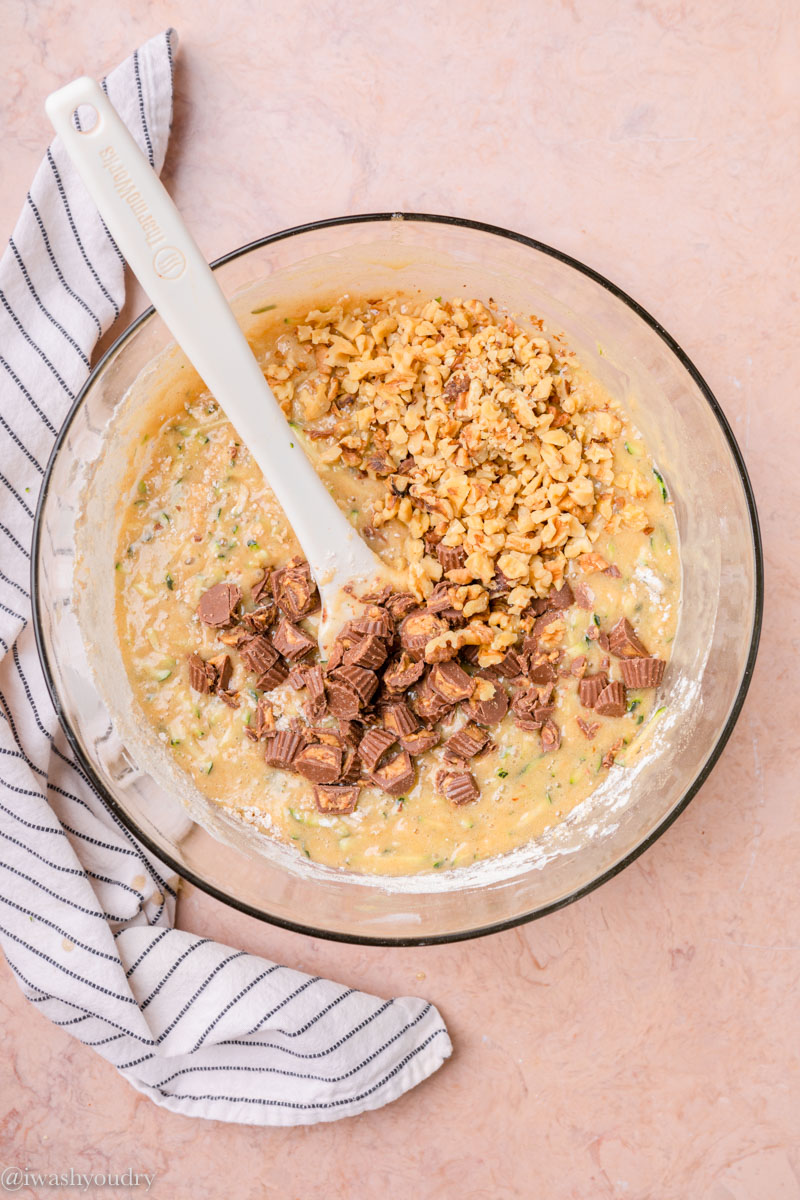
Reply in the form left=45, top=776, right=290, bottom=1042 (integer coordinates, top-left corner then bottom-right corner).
left=45, top=77, right=383, bottom=606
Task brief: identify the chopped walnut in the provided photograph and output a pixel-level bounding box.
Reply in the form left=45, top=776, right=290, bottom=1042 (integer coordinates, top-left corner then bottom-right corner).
left=262, top=295, right=642, bottom=655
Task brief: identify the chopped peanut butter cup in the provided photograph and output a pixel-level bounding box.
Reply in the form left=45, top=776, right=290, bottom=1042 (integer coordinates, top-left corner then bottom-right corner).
left=464, top=680, right=508, bottom=726
left=362, top=584, right=394, bottom=605
left=514, top=715, right=543, bottom=732
left=479, top=649, right=524, bottom=681
left=573, top=582, right=595, bottom=610
left=325, top=679, right=362, bottom=720
left=547, top=581, right=574, bottom=610
left=304, top=663, right=324, bottom=696
left=444, top=723, right=488, bottom=763
left=425, top=582, right=457, bottom=614
left=331, top=664, right=378, bottom=706
left=442, top=370, right=469, bottom=400
left=207, top=652, right=234, bottom=692
left=197, top=582, right=242, bottom=628
left=488, top=569, right=512, bottom=597
left=384, top=592, right=418, bottom=621
left=187, top=653, right=216, bottom=694
left=271, top=559, right=319, bottom=622
left=265, top=730, right=303, bottom=769
left=594, top=680, right=627, bottom=717
left=608, top=618, right=649, bottom=659
left=219, top=627, right=250, bottom=648
left=429, top=660, right=475, bottom=704
left=399, top=609, right=448, bottom=656
left=187, top=652, right=237, bottom=703
left=272, top=618, right=315, bottom=662
left=240, top=603, right=276, bottom=634
left=370, top=749, right=414, bottom=796
left=443, top=771, right=479, bottom=806
left=620, top=657, right=665, bottom=688
left=304, top=664, right=327, bottom=719
left=510, top=681, right=539, bottom=719
left=578, top=673, right=609, bottom=709
left=474, top=662, right=503, bottom=682
left=251, top=569, right=272, bottom=604
left=343, top=634, right=389, bottom=670
left=257, top=660, right=289, bottom=692
left=339, top=747, right=362, bottom=783
left=382, top=652, right=426, bottom=692
left=436, top=543, right=466, bottom=572
left=524, top=596, right=550, bottom=619
left=413, top=678, right=454, bottom=726
left=336, top=718, right=364, bottom=749
left=576, top=716, right=599, bottom=740
left=381, top=702, right=418, bottom=737
left=400, top=728, right=441, bottom=756
left=239, top=634, right=279, bottom=677
left=349, top=609, right=394, bottom=639
left=324, top=639, right=346, bottom=672
left=294, top=742, right=343, bottom=784
left=246, top=697, right=276, bottom=741
left=499, top=649, right=524, bottom=678
left=569, top=655, right=587, bottom=678
left=310, top=729, right=343, bottom=748
left=528, top=654, right=558, bottom=685
left=358, top=728, right=398, bottom=772
left=540, top=719, right=561, bottom=753
left=314, top=784, right=359, bottom=815
left=602, top=738, right=624, bottom=769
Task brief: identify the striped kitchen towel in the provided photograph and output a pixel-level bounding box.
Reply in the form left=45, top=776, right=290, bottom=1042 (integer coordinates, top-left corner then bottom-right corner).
left=0, top=29, right=451, bottom=1126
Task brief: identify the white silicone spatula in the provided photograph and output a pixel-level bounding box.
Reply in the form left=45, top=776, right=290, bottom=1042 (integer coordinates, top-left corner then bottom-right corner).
left=46, top=77, right=396, bottom=651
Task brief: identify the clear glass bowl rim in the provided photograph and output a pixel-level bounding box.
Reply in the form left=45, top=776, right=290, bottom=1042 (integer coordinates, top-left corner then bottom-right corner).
left=31, top=211, right=764, bottom=946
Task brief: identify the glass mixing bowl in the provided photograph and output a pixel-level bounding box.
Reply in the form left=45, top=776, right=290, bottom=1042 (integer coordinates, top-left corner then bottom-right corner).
left=32, top=215, right=763, bottom=945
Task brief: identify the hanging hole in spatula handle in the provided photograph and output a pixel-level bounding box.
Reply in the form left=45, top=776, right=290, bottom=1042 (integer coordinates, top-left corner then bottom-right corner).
left=73, top=102, right=99, bottom=133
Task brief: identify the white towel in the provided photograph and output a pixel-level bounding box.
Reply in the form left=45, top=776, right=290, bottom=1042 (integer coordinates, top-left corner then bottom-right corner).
left=0, top=29, right=450, bottom=1126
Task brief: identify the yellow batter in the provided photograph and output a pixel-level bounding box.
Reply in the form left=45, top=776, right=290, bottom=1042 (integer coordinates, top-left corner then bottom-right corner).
left=114, top=294, right=679, bottom=875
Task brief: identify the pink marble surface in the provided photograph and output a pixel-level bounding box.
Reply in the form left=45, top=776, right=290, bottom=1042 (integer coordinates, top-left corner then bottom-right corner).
left=1, top=2, right=798, bottom=1196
